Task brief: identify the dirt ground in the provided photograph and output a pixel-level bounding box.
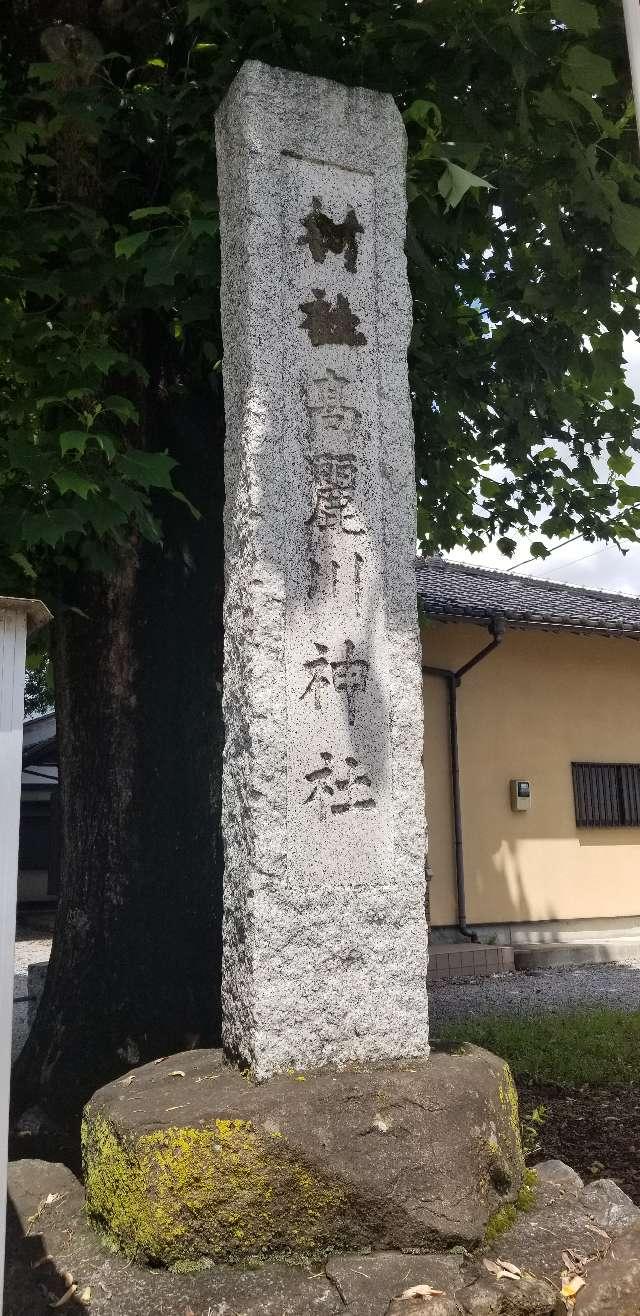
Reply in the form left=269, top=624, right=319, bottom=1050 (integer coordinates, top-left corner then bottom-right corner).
left=520, top=1080, right=640, bottom=1203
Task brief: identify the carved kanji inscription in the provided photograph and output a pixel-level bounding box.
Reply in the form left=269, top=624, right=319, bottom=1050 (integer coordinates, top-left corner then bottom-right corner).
left=299, top=289, right=367, bottom=347
left=299, top=195, right=363, bottom=273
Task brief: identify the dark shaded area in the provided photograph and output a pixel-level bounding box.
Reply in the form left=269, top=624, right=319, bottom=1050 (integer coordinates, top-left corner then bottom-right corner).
left=299, top=195, right=363, bottom=272
left=520, top=1081, right=640, bottom=1204
left=11, top=390, right=225, bottom=1127
left=4, top=1197, right=86, bottom=1315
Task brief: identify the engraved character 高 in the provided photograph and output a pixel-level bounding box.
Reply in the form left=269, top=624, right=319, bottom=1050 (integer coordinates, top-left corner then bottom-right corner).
left=307, top=368, right=358, bottom=433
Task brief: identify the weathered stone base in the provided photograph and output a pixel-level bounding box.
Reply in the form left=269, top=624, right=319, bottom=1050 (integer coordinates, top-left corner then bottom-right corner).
left=81, top=1045, right=524, bottom=1267
left=6, top=1156, right=640, bottom=1314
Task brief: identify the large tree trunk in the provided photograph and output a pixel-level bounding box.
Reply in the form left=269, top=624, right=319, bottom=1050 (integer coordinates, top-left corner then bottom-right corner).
left=12, top=391, right=225, bottom=1127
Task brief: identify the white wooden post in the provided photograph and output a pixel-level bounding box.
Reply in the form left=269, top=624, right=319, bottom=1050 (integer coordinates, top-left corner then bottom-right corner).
left=0, top=597, right=50, bottom=1310
left=623, top=0, right=640, bottom=149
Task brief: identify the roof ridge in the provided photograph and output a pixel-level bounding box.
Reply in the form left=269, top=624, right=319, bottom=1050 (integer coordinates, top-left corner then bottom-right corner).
left=416, top=554, right=640, bottom=608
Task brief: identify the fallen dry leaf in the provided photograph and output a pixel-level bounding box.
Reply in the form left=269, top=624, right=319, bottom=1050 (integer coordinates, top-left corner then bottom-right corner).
left=495, top=1260, right=522, bottom=1276
left=48, top=1285, right=77, bottom=1308
left=562, top=1250, right=586, bottom=1273
left=27, top=1193, right=65, bottom=1232
left=79, top=1287, right=92, bottom=1303
left=562, top=1275, right=586, bottom=1299
left=397, top=1285, right=446, bottom=1300
left=483, top=1258, right=521, bottom=1281
left=168, top=1069, right=186, bottom=1078
left=120, top=1075, right=134, bottom=1087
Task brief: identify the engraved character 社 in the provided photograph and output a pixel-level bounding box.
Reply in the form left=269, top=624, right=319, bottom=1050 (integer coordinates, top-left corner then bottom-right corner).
left=303, top=752, right=375, bottom=822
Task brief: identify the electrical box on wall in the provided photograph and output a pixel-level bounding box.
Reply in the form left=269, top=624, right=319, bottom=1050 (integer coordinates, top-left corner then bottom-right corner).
left=510, top=779, right=531, bottom=812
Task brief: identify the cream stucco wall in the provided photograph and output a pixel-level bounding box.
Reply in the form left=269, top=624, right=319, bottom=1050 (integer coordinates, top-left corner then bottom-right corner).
left=422, top=620, right=640, bottom=928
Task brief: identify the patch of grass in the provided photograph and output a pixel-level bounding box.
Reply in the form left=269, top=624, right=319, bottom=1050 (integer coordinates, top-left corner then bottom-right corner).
left=435, top=1010, right=640, bottom=1085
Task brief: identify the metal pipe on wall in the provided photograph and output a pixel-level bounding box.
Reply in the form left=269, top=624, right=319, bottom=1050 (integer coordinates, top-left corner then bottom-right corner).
left=423, top=618, right=505, bottom=941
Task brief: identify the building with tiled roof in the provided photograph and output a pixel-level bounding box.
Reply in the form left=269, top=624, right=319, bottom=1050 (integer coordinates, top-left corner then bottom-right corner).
left=419, top=556, right=640, bottom=965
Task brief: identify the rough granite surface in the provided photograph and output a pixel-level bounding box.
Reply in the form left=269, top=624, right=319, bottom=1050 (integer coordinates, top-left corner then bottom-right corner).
left=215, top=60, right=427, bottom=1077
left=81, top=1046, right=524, bottom=1265
left=7, top=1155, right=640, bottom=1316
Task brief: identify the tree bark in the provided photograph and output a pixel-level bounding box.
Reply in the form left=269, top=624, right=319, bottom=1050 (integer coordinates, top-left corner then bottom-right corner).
left=12, top=389, right=225, bottom=1126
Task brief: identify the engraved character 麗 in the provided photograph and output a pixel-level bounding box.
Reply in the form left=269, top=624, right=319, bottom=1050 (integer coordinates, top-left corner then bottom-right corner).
left=307, top=454, right=365, bottom=535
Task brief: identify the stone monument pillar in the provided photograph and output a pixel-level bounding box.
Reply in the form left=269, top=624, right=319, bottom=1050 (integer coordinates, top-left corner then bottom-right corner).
left=216, top=61, right=428, bottom=1078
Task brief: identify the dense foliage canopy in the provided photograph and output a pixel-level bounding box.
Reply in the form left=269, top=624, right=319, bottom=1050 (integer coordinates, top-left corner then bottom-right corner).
left=2, top=0, right=640, bottom=599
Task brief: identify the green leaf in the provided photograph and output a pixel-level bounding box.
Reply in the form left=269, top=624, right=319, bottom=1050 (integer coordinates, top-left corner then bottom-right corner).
left=562, top=45, right=616, bottom=94
left=129, top=206, right=172, bottom=221
left=608, top=451, right=634, bottom=477
left=115, top=231, right=151, bottom=260
left=59, top=430, right=89, bottom=456
left=480, top=476, right=503, bottom=497
left=10, top=551, right=36, bottom=579
left=95, top=433, right=116, bottom=460
left=404, top=99, right=442, bottom=133
left=552, top=0, right=599, bottom=36
left=616, top=483, right=640, bottom=507
left=28, top=62, right=64, bottom=83
left=102, top=395, right=139, bottom=423
left=186, top=0, right=213, bottom=21
left=529, top=541, right=549, bottom=559
left=146, top=57, right=166, bottom=68
left=120, top=450, right=177, bottom=490
left=534, top=87, right=574, bottom=123
left=612, top=203, right=640, bottom=256
left=438, top=159, right=494, bottom=211
left=53, top=471, right=100, bottom=499
left=190, top=217, right=218, bottom=239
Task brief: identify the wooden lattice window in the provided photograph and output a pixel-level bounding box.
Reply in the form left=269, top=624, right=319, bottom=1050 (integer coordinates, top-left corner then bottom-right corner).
left=572, top=762, right=640, bottom=828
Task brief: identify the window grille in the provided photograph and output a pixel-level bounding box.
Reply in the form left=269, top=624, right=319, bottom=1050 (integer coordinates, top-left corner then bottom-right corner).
left=572, top=762, right=640, bottom=828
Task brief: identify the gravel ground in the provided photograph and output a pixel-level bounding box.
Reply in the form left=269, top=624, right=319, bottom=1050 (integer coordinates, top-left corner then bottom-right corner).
left=429, top=961, right=640, bottom=1030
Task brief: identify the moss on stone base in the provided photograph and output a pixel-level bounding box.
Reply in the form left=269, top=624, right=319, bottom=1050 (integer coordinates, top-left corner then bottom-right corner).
left=82, top=1110, right=348, bottom=1267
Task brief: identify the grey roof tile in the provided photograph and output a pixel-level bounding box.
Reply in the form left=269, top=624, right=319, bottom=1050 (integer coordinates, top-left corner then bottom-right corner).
left=416, top=556, right=640, bottom=638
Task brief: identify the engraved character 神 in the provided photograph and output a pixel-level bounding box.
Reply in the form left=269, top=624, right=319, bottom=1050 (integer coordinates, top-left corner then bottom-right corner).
left=331, top=640, right=369, bottom=726
left=300, top=643, right=330, bottom=711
